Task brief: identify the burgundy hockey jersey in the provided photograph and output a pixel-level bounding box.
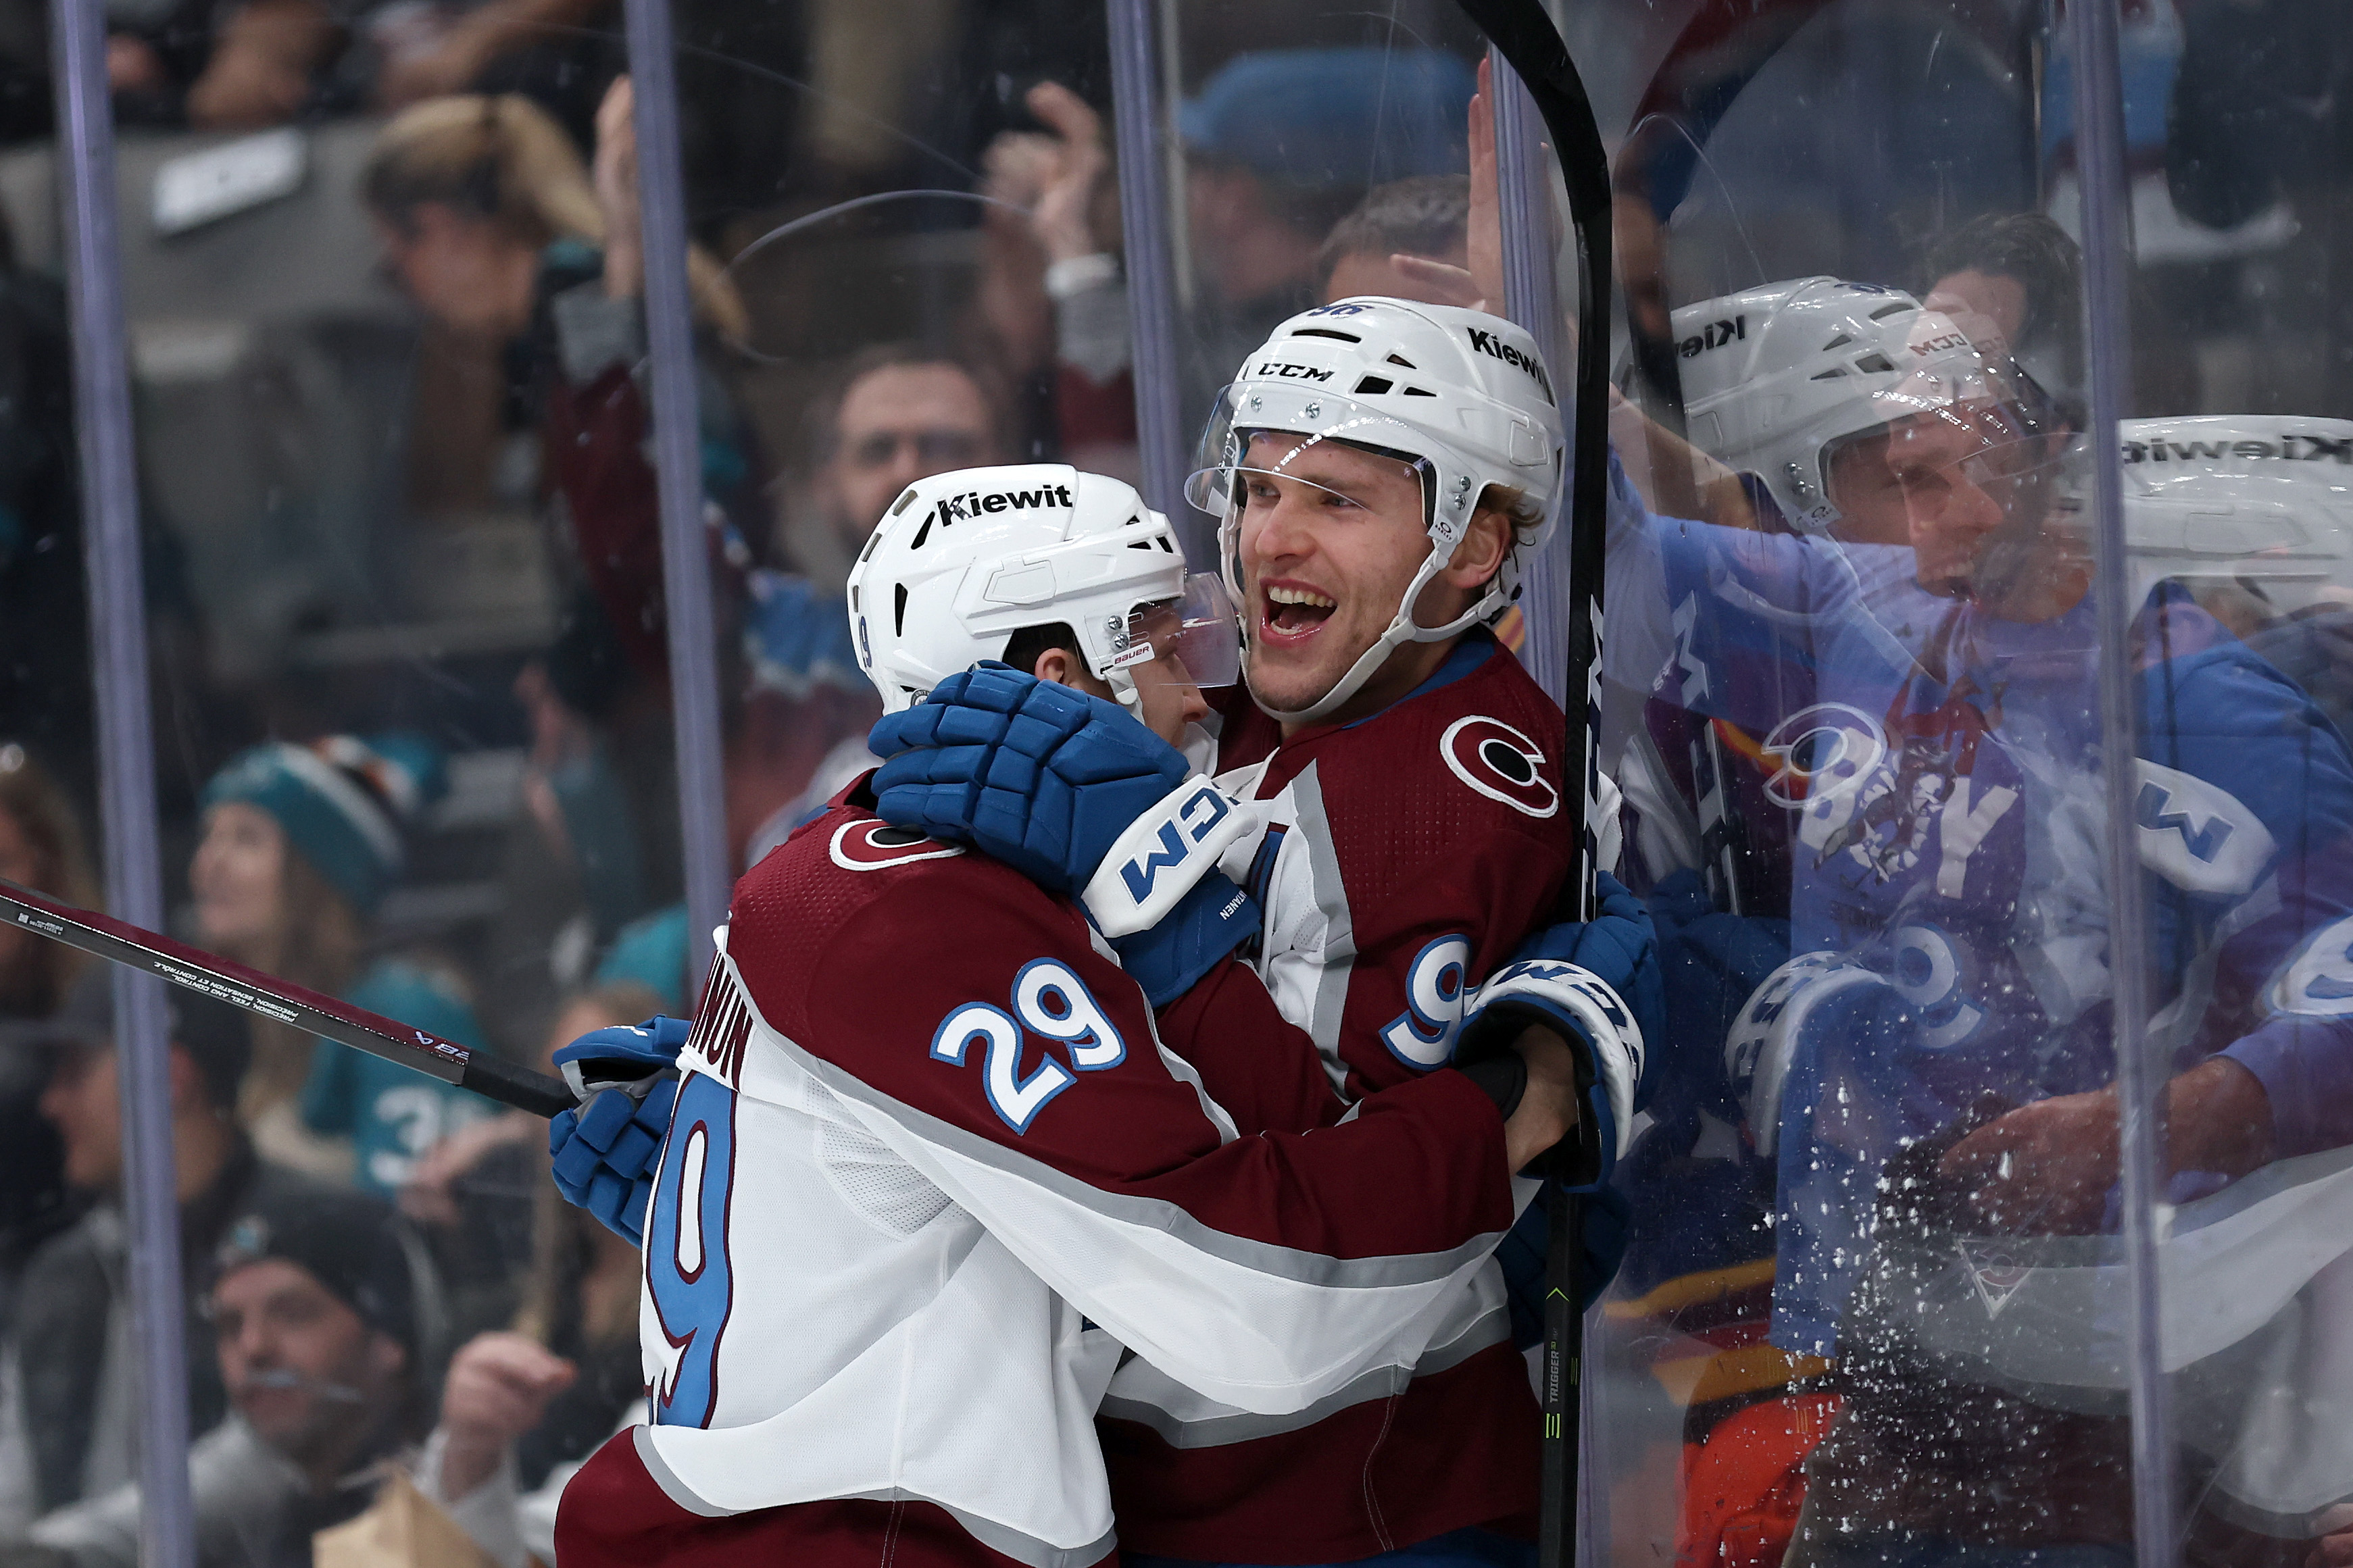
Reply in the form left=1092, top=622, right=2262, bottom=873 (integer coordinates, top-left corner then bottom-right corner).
left=1097, top=634, right=1575, bottom=1562
left=554, top=792, right=1525, bottom=1568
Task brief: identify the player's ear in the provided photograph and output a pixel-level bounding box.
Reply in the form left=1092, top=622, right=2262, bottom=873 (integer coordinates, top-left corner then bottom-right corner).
left=1032, top=647, right=1081, bottom=688
left=1439, top=504, right=1513, bottom=594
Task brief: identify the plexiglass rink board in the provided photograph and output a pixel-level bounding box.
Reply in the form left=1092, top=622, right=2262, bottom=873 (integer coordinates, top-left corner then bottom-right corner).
left=3, top=0, right=683, bottom=1554
left=661, top=0, right=1117, bottom=889
left=1590, top=1, right=2353, bottom=1567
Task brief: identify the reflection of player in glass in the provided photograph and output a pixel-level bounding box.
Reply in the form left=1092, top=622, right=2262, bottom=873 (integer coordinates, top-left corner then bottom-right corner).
left=1623, top=280, right=2353, bottom=1562
left=549, top=464, right=1614, bottom=1568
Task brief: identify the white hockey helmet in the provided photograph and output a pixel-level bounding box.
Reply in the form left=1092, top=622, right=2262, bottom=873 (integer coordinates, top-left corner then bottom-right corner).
left=1183, top=297, right=1565, bottom=724
left=846, top=463, right=1240, bottom=715
left=2121, top=415, right=2353, bottom=611
left=1668, top=277, right=2049, bottom=534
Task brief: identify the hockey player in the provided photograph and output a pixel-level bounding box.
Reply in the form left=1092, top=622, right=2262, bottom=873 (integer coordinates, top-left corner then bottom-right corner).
left=867, top=299, right=1645, bottom=1565
left=547, top=464, right=1650, bottom=1568
left=1611, top=278, right=2353, bottom=1559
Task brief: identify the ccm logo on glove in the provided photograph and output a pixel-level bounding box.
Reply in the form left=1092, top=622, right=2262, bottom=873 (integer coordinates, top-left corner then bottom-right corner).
left=1120, top=786, right=1231, bottom=902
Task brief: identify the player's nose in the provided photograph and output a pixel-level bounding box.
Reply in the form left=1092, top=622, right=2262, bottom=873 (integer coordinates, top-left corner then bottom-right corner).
left=1243, top=490, right=1316, bottom=572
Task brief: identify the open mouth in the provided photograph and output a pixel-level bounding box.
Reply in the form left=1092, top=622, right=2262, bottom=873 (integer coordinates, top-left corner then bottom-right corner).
left=1262, top=582, right=1337, bottom=644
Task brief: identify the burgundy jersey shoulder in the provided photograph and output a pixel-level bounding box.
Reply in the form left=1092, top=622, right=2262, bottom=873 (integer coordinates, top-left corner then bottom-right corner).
left=725, top=801, right=1093, bottom=1053
left=1263, top=644, right=1570, bottom=909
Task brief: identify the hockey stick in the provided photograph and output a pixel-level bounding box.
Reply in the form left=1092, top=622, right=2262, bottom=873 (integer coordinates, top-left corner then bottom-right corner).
left=0, top=877, right=576, bottom=1119
left=1447, top=3, right=1614, bottom=1563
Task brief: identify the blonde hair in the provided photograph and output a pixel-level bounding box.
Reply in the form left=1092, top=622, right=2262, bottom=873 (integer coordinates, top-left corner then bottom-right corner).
left=364, top=93, right=749, bottom=343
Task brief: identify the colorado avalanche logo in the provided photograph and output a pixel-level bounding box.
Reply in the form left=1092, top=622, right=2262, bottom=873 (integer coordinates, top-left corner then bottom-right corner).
left=1440, top=716, right=1557, bottom=818
left=828, top=819, right=966, bottom=872
left=1761, top=704, right=1887, bottom=809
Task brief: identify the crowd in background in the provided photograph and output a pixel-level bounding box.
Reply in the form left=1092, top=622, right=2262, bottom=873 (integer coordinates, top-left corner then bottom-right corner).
left=0, top=0, right=2335, bottom=1563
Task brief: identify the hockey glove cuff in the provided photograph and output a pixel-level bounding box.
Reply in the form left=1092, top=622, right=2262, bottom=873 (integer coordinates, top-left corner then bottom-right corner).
left=1508, top=873, right=1664, bottom=1056
left=870, top=665, right=1222, bottom=907
left=1456, top=960, right=1643, bottom=1187
left=553, top=1014, right=693, bottom=1101
left=1108, top=873, right=1262, bottom=1007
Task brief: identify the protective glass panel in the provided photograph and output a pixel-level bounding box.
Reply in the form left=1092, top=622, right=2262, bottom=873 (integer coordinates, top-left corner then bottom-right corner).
left=674, top=0, right=1120, bottom=880
left=1590, top=4, right=2161, bottom=1567
left=9, top=0, right=667, bottom=1554
left=0, top=234, right=132, bottom=1547
left=2103, top=1, right=2353, bottom=1561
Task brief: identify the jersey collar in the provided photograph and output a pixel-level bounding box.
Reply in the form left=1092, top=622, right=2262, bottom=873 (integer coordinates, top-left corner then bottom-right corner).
left=1342, top=628, right=1498, bottom=730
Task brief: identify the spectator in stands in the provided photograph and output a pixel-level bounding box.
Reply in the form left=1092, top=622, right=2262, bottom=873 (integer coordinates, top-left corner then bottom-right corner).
left=191, top=734, right=493, bottom=1196
left=363, top=84, right=746, bottom=1041
left=362, top=84, right=750, bottom=688
left=1921, top=211, right=2085, bottom=410
left=1180, top=48, right=1472, bottom=378
left=775, top=341, right=1009, bottom=591
left=973, top=49, right=1476, bottom=462
left=0, top=748, right=99, bottom=1312
left=407, top=982, right=662, bottom=1568
left=0, top=983, right=312, bottom=1534
left=3, top=1186, right=432, bottom=1567
left=1315, top=173, right=1470, bottom=301
left=974, top=80, right=1133, bottom=475
left=733, top=340, right=1012, bottom=866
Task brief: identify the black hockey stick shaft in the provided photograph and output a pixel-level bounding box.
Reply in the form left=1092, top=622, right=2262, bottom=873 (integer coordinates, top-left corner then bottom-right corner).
left=0, top=877, right=575, bottom=1119
left=1449, top=3, right=1614, bottom=1562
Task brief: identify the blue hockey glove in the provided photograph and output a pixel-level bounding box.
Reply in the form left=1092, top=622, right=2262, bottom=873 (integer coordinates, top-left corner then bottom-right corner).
left=549, top=1016, right=691, bottom=1246
left=870, top=664, right=1252, bottom=935
left=1455, top=878, right=1659, bottom=1189
left=1508, top=872, right=1665, bottom=1063
left=1110, top=874, right=1262, bottom=1007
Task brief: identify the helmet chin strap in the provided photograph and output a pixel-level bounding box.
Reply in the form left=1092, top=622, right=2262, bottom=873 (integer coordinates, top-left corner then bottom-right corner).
left=1106, top=664, right=1146, bottom=715
left=1247, top=538, right=1512, bottom=728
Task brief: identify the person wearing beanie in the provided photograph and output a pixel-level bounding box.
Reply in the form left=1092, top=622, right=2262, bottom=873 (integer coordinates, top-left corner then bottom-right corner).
left=191, top=734, right=495, bottom=1196
left=6, top=1187, right=431, bottom=1568
left=0, top=982, right=328, bottom=1538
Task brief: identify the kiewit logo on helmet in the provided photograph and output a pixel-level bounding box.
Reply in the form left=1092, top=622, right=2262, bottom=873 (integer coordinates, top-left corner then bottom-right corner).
left=1464, top=328, right=1553, bottom=401
left=926, top=483, right=1074, bottom=528
left=1678, top=315, right=1748, bottom=359
left=2123, top=433, right=2353, bottom=464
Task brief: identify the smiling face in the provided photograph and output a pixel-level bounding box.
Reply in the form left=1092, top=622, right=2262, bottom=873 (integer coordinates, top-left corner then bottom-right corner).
left=1830, top=407, right=2082, bottom=619
left=1235, top=432, right=1430, bottom=717
left=1233, top=432, right=1508, bottom=728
